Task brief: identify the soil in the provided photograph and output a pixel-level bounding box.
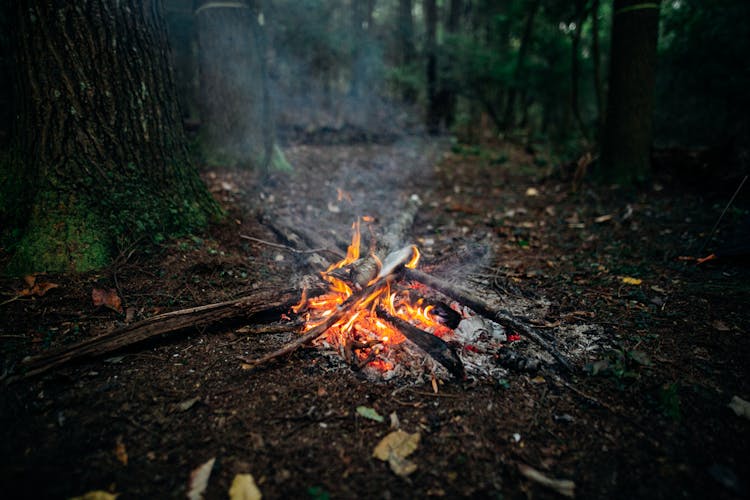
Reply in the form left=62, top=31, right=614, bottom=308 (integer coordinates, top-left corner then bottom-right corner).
left=1, top=137, right=749, bottom=499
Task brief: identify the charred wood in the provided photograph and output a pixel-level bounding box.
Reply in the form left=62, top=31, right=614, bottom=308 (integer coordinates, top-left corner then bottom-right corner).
left=376, top=307, right=465, bottom=379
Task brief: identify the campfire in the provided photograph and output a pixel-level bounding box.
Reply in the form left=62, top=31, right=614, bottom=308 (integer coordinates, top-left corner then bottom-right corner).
left=244, top=216, right=573, bottom=381
left=290, top=217, right=464, bottom=378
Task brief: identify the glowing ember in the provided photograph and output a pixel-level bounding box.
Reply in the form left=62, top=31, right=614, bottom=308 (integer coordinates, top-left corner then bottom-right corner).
left=294, top=216, right=450, bottom=372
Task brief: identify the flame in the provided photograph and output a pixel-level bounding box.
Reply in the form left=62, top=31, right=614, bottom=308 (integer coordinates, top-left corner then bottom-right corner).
left=293, top=217, right=447, bottom=371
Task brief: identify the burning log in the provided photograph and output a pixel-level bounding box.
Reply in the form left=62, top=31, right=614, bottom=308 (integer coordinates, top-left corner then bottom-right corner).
left=404, top=268, right=573, bottom=372
left=375, top=307, right=464, bottom=379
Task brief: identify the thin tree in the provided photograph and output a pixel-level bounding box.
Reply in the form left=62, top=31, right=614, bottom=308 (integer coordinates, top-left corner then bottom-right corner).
left=503, top=0, right=541, bottom=131
left=599, top=0, right=660, bottom=184
left=3, top=0, right=220, bottom=273
left=424, top=0, right=439, bottom=133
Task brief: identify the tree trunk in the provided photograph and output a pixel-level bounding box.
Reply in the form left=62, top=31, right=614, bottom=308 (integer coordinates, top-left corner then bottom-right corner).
left=591, top=0, right=604, bottom=131
left=397, top=0, right=417, bottom=103
left=503, top=0, right=541, bottom=130
left=424, top=0, right=439, bottom=134
left=570, top=0, right=588, bottom=138
left=437, top=0, right=463, bottom=128
left=196, top=0, right=278, bottom=170
left=599, top=0, right=660, bottom=184
left=6, top=0, right=220, bottom=274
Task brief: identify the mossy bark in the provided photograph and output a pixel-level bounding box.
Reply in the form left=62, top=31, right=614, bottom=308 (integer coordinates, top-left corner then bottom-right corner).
left=5, top=0, right=221, bottom=274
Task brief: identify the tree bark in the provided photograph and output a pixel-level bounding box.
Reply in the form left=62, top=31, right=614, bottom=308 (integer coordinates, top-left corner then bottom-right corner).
left=599, top=0, right=660, bottom=184
left=6, top=0, right=220, bottom=274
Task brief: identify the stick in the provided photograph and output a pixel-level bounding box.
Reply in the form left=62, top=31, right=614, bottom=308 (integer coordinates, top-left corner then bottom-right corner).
left=239, top=234, right=327, bottom=254
left=376, top=308, right=465, bottom=379
left=240, top=274, right=395, bottom=368
left=9, top=286, right=320, bottom=383
left=404, top=268, right=574, bottom=372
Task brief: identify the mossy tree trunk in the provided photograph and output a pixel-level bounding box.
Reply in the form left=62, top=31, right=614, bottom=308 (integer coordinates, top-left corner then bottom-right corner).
left=599, top=0, right=660, bottom=185
left=196, top=0, right=283, bottom=171
left=5, top=0, right=220, bottom=274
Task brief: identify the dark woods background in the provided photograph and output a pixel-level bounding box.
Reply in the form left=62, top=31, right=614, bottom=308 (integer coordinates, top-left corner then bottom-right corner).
left=165, top=0, right=748, bottom=169
left=2, top=1, right=748, bottom=177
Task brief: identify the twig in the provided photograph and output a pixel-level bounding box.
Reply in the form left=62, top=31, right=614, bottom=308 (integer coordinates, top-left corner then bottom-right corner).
left=698, top=174, right=748, bottom=254
left=240, top=234, right=328, bottom=254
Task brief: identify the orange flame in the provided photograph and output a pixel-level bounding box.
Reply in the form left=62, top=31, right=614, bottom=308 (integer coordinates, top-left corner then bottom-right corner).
left=293, top=217, right=447, bottom=371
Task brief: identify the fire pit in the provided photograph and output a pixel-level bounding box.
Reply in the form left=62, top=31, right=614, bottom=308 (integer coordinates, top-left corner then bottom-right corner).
left=241, top=216, right=572, bottom=382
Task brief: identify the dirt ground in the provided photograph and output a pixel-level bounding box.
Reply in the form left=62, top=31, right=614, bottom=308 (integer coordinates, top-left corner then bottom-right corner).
left=1, top=137, right=749, bottom=499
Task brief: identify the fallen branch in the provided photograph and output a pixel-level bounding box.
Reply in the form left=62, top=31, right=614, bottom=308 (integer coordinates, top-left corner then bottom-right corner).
left=404, top=268, right=574, bottom=372
left=9, top=285, right=321, bottom=383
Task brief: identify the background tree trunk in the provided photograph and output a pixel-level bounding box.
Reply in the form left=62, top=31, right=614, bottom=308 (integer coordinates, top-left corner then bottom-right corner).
left=599, top=0, right=660, bottom=184
left=591, top=0, right=604, bottom=131
left=424, top=0, right=439, bottom=134
left=5, top=0, right=220, bottom=273
left=196, top=0, right=276, bottom=169
left=503, top=0, right=541, bottom=131
left=397, top=0, right=416, bottom=103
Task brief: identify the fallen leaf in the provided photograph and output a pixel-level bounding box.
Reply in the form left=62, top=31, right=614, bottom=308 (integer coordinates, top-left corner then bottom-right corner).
left=621, top=276, right=642, bottom=285
left=69, top=491, right=118, bottom=500
left=356, top=406, right=384, bottom=423
left=712, top=320, right=731, bottom=332
left=525, top=187, right=539, bottom=197
left=373, top=430, right=420, bottom=477
left=229, top=473, right=262, bottom=500
left=92, top=287, right=123, bottom=314
left=177, top=397, right=200, bottom=412
left=114, top=435, right=128, bottom=466
left=187, top=457, right=216, bottom=500
left=728, top=396, right=750, bottom=420
left=518, top=463, right=575, bottom=498
left=594, top=214, right=613, bottom=223
left=18, top=275, right=60, bottom=297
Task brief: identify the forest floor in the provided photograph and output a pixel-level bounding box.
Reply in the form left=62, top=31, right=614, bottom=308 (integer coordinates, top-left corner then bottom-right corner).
left=1, top=137, right=749, bottom=499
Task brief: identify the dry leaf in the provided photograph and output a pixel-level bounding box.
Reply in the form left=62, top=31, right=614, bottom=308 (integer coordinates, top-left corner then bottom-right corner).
left=373, top=430, right=420, bottom=477
left=187, top=457, right=216, bottom=500
left=525, top=187, right=539, bottom=197
left=518, top=463, right=575, bottom=498
left=728, top=396, right=750, bottom=420
left=114, top=435, right=128, bottom=466
left=712, top=320, right=731, bottom=332
left=19, top=275, right=60, bottom=297
left=594, top=214, right=613, bottom=223
left=92, top=287, right=123, bottom=314
left=69, top=491, right=119, bottom=500
left=621, top=276, right=642, bottom=285
left=229, top=473, right=262, bottom=500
